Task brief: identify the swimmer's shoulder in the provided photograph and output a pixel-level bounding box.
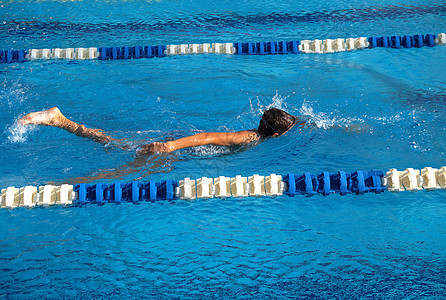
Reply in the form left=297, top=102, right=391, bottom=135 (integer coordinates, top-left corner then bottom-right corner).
left=236, top=129, right=261, bottom=144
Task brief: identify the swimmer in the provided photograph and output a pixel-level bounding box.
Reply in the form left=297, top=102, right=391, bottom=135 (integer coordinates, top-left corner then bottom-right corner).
left=18, top=106, right=302, bottom=155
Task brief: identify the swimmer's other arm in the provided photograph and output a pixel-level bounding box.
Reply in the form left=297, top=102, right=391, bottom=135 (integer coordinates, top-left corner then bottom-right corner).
left=137, top=131, right=258, bottom=155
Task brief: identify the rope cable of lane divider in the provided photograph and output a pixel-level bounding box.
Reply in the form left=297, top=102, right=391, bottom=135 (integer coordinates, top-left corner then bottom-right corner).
left=1, top=166, right=445, bottom=209
left=1, top=33, right=445, bottom=63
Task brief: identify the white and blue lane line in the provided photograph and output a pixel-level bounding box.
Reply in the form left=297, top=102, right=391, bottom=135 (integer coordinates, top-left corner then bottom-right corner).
left=1, top=167, right=445, bottom=209
left=1, top=33, right=445, bottom=63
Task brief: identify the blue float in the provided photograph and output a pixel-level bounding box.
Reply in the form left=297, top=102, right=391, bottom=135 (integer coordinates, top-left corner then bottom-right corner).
left=76, top=183, right=89, bottom=205
left=291, top=41, right=300, bottom=53
left=283, top=173, right=296, bottom=196
left=402, top=35, right=412, bottom=48
left=280, top=41, right=287, bottom=54
left=149, top=180, right=158, bottom=200
left=351, top=171, right=368, bottom=195
left=18, top=50, right=26, bottom=63
left=391, top=36, right=401, bottom=48
left=269, top=42, right=277, bottom=54
left=377, top=36, right=391, bottom=48
left=135, top=46, right=142, bottom=58
left=413, top=34, right=424, bottom=47
left=94, top=183, right=106, bottom=205
left=145, top=46, right=153, bottom=58
left=317, top=172, right=333, bottom=196
left=425, top=34, right=435, bottom=47
left=113, top=182, right=122, bottom=203
left=157, top=180, right=178, bottom=200
left=364, top=170, right=386, bottom=194
left=6, top=50, right=13, bottom=63
left=132, top=181, right=139, bottom=202
left=248, top=42, right=254, bottom=54
left=334, top=171, right=349, bottom=196
left=294, top=173, right=317, bottom=196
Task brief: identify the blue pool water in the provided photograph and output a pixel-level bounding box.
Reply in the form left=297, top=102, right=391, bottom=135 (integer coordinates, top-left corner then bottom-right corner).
left=1, top=0, right=446, bottom=298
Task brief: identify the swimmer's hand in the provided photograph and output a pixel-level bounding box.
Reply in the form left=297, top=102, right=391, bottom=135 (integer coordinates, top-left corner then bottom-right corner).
left=136, top=142, right=169, bottom=155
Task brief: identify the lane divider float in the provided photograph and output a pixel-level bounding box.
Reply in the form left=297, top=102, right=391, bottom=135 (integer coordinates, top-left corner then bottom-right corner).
left=1, top=33, right=445, bottom=63
left=1, top=167, right=445, bottom=209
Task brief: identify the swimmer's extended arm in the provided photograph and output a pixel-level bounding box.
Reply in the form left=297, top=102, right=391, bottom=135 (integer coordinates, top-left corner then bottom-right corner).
left=137, top=131, right=258, bottom=155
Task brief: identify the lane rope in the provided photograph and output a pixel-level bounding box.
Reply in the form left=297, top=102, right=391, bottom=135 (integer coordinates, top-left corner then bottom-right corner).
left=1, top=33, right=445, bottom=63
left=1, top=167, right=445, bottom=208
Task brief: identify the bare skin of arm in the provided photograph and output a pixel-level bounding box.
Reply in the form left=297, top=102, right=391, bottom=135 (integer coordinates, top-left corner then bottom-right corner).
left=136, top=131, right=260, bottom=155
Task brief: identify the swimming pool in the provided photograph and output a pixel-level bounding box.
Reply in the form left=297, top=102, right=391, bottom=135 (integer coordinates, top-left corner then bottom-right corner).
left=1, top=0, right=445, bottom=298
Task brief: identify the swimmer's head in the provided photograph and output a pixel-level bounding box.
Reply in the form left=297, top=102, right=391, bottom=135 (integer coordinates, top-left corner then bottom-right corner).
left=257, top=108, right=297, bottom=138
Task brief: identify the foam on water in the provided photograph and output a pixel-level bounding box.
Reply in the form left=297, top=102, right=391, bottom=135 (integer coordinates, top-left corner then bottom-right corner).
left=299, top=100, right=366, bottom=130
left=7, top=121, right=36, bottom=143
left=248, top=91, right=290, bottom=116
left=191, top=144, right=232, bottom=157
left=261, top=91, right=290, bottom=113
left=0, top=80, right=28, bottom=108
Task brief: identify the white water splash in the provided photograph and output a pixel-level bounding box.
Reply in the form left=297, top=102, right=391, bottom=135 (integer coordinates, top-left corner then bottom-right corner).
left=299, top=101, right=339, bottom=129
left=192, top=145, right=231, bottom=156
left=7, top=122, right=36, bottom=143
left=250, top=91, right=290, bottom=115
left=0, top=80, right=28, bottom=108
left=299, top=101, right=366, bottom=130
left=370, top=113, right=403, bottom=125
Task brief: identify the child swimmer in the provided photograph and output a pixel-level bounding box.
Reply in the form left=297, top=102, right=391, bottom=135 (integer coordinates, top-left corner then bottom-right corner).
left=18, top=107, right=302, bottom=155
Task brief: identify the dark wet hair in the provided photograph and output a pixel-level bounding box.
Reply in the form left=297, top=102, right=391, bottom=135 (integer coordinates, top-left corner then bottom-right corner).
left=257, top=108, right=296, bottom=138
